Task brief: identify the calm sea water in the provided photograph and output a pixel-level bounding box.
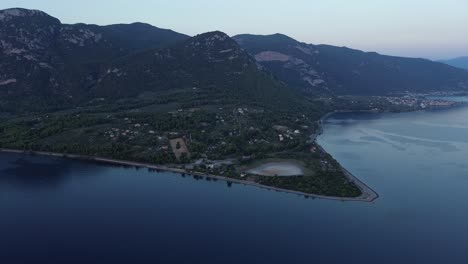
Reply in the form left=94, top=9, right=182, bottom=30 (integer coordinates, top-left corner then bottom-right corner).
left=426, top=95, right=468, bottom=102
left=2, top=105, right=468, bottom=263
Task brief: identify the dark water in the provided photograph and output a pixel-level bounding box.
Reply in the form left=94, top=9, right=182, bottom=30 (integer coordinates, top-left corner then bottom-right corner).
left=2, top=106, right=468, bottom=263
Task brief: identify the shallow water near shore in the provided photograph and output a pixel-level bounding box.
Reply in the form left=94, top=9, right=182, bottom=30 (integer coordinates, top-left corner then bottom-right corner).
left=2, top=106, right=468, bottom=263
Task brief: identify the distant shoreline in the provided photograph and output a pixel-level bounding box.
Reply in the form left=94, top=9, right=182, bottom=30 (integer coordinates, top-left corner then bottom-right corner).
left=0, top=148, right=377, bottom=202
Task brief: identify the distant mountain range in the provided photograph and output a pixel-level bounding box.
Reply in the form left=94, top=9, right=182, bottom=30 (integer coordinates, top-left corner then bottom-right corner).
left=0, top=8, right=303, bottom=112
left=439, top=57, right=468, bottom=71
left=233, top=34, right=468, bottom=95
left=1, top=8, right=468, bottom=112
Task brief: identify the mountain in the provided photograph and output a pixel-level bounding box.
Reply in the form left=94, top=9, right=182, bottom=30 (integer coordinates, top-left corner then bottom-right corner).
left=3, top=7, right=468, bottom=113
left=92, top=31, right=301, bottom=110
left=0, top=8, right=189, bottom=110
left=0, top=8, right=302, bottom=113
left=234, top=34, right=468, bottom=95
left=58, top=22, right=189, bottom=64
left=439, top=57, right=468, bottom=71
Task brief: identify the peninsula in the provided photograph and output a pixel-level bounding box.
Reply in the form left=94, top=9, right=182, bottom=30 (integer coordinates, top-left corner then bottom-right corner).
left=1, top=8, right=467, bottom=201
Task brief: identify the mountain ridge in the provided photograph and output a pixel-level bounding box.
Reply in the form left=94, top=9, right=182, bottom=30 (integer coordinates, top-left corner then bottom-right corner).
left=0, top=8, right=190, bottom=111
left=233, top=33, right=468, bottom=95
left=92, top=30, right=301, bottom=110
left=439, top=56, right=468, bottom=71
left=2, top=8, right=468, bottom=112
left=0, top=8, right=301, bottom=113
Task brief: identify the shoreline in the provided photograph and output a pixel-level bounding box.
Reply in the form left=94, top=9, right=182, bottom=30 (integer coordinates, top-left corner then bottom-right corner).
left=8, top=105, right=455, bottom=203
left=0, top=148, right=377, bottom=202
left=311, top=102, right=468, bottom=203
left=2, top=99, right=465, bottom=203
left=313, top=111, right=379, bottom=203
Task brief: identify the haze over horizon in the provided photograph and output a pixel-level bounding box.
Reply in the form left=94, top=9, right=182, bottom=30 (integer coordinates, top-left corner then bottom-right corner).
left=1, top=0, right=467, bottom=60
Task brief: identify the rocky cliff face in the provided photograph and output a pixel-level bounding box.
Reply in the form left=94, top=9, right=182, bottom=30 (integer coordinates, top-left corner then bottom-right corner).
left=0, top=8, right=189, bottom=108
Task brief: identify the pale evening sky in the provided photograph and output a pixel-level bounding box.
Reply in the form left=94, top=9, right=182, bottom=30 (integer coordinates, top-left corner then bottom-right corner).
left=1, top=0, right=467, bottom=60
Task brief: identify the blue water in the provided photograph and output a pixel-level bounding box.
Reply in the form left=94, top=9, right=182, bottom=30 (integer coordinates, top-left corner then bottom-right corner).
left=426, top=95, right=468, bottom=102
left=2, top=106, right=468, bottom=263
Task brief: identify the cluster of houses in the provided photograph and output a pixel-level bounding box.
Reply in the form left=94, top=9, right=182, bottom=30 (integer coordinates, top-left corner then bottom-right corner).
left=104, top=118, right=173, bottom=152
left=386, top=97, right=420, bottom=107
left=386, top=96, right=456, bottom=109
left=273, top=125, right=301, bottom=142
left=419, top=99, right=457, bottom=108
left=104, top=127, right=141, bottom=141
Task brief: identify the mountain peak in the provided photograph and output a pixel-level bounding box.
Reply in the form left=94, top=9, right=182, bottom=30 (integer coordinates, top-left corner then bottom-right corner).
left=0, top=8, right=51, bottom=21
left=233, top=33, right=299, bottom=45
left=270, top=33, right=298, bottom=41
left=192, top=31, right=230, bottom=42
left=185, top=31, right=238, bottom=52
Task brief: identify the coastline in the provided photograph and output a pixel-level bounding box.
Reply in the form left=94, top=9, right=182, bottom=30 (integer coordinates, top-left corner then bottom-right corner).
left=311, top=102, right=468, bottom=203
left=310, top=109, right=381, bottom=142
left=2, top=98, right=465, bottom=203
left=0, top=148, right=377, bottom=202
left=313, top=111, right=379, bottom=203
left=9, top=106, right=453, bottom=203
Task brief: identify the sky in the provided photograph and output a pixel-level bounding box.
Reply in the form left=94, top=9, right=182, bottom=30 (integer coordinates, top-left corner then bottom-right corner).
left=1, top=0, right=467, bottom=60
